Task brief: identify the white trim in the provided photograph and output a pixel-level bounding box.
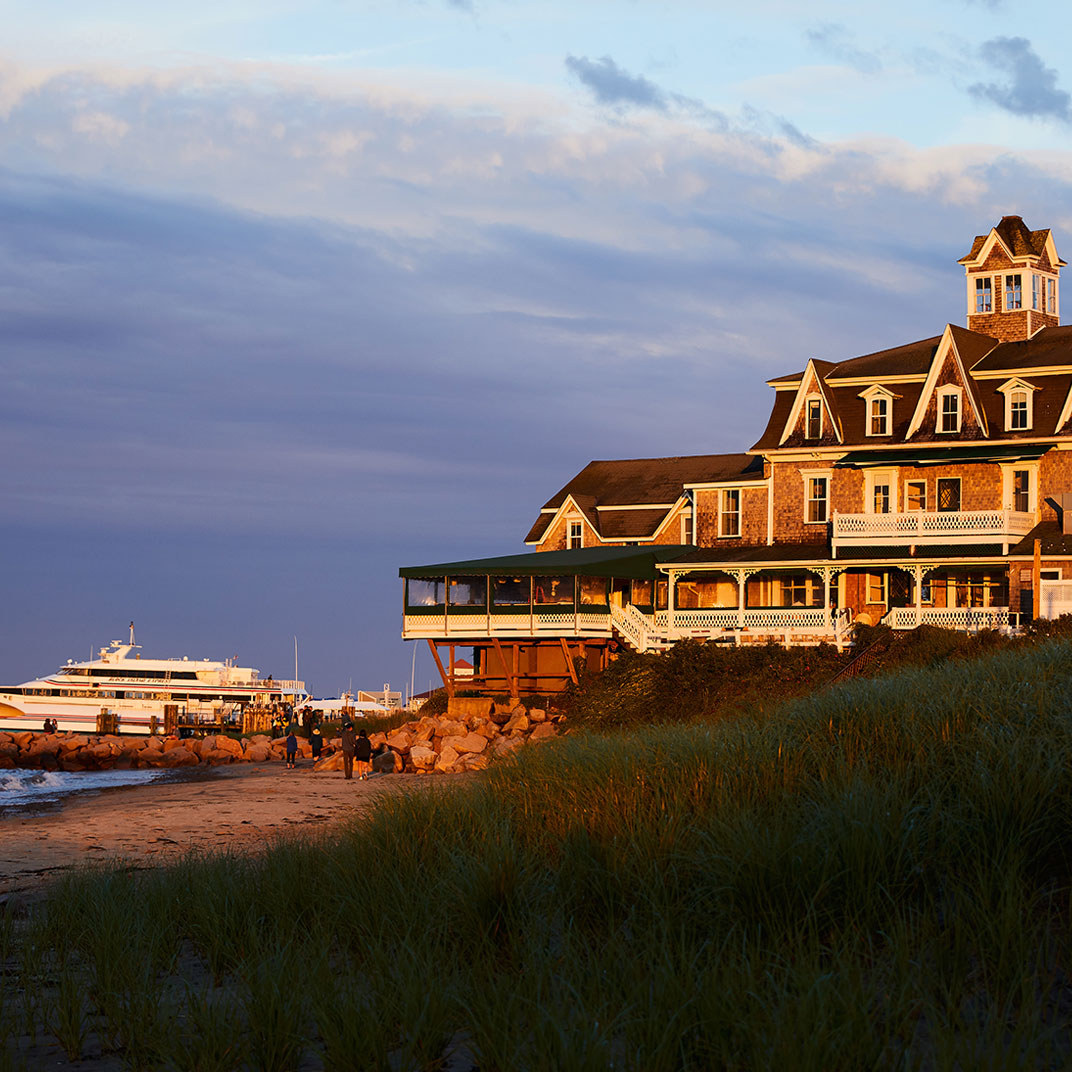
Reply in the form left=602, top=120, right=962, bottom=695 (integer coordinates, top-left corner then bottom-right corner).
left=566, top=517, right=584, bottom=549
left=800, top=467, right=832, bottom=525
left=718, top=488, right=742, bottom=538
left=595, top=502, right=678, bottom=512
left=778, top=359, right=843, bottom=446
left=905, top=326, right=987, bottom=439
left=684, top=479, right=769, bottom=491
left=973, top=364, right=1072, bottom=379
left=1000, top=462, right=1038, bottom=514
left=1056, top=384, right=1072, bottom=433
left=864, top=468, right=898, bottom=514
left=996, top=377, right=1036, bottom=432
left=968, top=273, right=995, bottom=317
left=936, top=476, right=962, bottom=512
left=904, top=478, right=928, bottom=512
left=859, top=384, right=896, bottom=437
left=936, top=385, right=963, bottom=434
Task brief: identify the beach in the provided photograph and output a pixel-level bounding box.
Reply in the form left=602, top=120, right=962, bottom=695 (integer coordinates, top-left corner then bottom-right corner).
left=0, top=764, right=430, bottom=899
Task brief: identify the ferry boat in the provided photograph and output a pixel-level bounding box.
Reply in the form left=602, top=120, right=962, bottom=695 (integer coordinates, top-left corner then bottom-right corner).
left=0, top=627, right=307, bottom=734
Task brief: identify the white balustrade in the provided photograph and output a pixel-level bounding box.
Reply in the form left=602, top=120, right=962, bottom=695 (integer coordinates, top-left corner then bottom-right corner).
left=886, top=606, right=1011, bottom=630
left=833, top=509, right=1035, bottom=545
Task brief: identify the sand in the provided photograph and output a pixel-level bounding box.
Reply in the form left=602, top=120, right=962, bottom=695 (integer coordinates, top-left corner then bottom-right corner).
left=0, top=764, right=433, bottom=898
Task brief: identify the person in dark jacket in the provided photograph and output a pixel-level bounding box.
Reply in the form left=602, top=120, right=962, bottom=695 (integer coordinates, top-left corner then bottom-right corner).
left=285, top=729, right=298, bottom=770
left=354, top=727, right=373, bottom=780
left=340, top=722, right=357, bottom=780
left=309, top=725, right=323, bottom=760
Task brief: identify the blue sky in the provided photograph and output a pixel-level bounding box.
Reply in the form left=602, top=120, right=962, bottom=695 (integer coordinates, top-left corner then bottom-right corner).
left=3, top=0, right=1072, bottom=694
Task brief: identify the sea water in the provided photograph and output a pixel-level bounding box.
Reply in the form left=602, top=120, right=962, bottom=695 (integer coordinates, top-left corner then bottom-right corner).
left=0, top=768, right=172, bottom=810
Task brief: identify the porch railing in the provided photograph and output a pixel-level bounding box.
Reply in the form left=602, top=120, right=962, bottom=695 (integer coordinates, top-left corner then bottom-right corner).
left=884, top=606, right=1012, bottom=630
left=832, top=509, right=1034, bottom=549
left=655, top=607, right=831, bottom=632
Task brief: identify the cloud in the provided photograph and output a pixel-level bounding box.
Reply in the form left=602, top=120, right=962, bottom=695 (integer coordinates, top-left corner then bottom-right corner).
left=564, top=54, right=668, bottom=111
left=805, top=23, right=881, bottom=74
left=969, top=36, right=1072, bottom=123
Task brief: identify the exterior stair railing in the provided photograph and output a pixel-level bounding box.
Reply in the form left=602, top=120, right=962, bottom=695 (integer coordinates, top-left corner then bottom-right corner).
left=610, top=603, right=670, bottom=653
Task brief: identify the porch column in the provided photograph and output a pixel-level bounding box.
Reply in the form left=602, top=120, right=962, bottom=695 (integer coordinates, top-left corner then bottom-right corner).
left=823, top=567, right=831, bottom=632
left=668, top=571, right=676, bottom=636
left=736, top=569, right=746, bottom=631
left=914, top=564, right=923, bottom=628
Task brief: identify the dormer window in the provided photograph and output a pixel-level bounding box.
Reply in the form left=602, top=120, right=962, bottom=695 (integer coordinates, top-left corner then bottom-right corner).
left=567, top=520, right=583, bottom=549
left=997, top=378, right=1036, bottom=432
left=805, top=397, right=822, bottom=440
left=1004, top=274, right=1023, bottom=311
left=859, top=385, right=896, bottom=437
left=936, top=386, right=961, bottom=433
left=974, top=276, right=992, bottom=313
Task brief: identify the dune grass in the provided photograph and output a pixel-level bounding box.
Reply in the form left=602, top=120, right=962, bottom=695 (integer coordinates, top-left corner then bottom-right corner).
left=6, top=638, right=1072, bottom=1068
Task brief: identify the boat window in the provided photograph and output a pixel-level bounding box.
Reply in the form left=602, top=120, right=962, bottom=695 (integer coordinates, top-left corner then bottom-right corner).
left=578, top=577, right=608, bottom=606
left=493, top=577, right=530, bottom=605
left=407, top=578, right=445, bottom=607
left=534, top=576, right=574, bottom=604
left=448, top=577, right=487, bottom=607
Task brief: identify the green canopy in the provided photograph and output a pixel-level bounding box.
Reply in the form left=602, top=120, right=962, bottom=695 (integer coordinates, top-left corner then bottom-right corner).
left=835, top=444, right=1051, bottom=468
left=399, top=545, right=693, bottom=580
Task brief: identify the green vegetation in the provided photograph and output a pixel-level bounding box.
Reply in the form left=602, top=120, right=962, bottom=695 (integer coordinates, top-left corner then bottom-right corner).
left=5, top=636, right=1072, bottom=1067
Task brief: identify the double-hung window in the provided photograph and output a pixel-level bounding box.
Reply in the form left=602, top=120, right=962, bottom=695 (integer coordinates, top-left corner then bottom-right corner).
left=1013, top=470, right=1031, bottom=513
left=805, top=398, right=822, bottom=440
left=870, top=397, right=889, bottom=436
left=719, top=489, right=741, bottom=537
left=937, top=388, right=961, bottom=433
left=975, top=277, right=992, bottom=313
left=806, top=475, right=829, bottom=524
left=905, top=480, right=927, bottom=511
left=1010, top=391, right=1029, bottom=430
left=567, top=520, right=583, bottom=549
left=1005, top=274, right=1023, bottom=311
left=1047, top=277, right=1057, bottom=314
left=1033, top=274, right=1042, bottom=310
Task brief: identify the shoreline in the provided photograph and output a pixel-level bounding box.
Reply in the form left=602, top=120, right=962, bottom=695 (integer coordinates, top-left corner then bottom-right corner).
left=0, top=764, right=434, bottom=900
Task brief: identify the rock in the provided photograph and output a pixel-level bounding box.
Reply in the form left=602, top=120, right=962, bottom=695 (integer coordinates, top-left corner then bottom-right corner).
left=492, top=736, right=524, bottom=758
left=59, top=735, right=89, bottom=752
left=215, top=736, right=243, bottom=757
left=245, top=745, right=271, bottom=762
left=386, top=729, right=414, bottom=752
left=436, top=719, right=466, bottom=738
left=297, top=740, right=312, bottom=758
left=313, top=753, right=343, bottom=772
left=200, top=749, right=235, bottom=765
left=476, top=722, right=500, bottom=740
left=409, top=745, right=437, bottom=770
left=373, top=749, right=400, bottom=774
left=0, top=755, right=15, bottom=770
left=529, top=723, right=557, bottom=742
left=369, top=732, right=388, bottom=748
left=528, top=708, right=547, bottom=723
left=12, top=732, right=33, bottom=751
left=162, top=737, right=187, bottom=752
left=0, top=743, right=18, bottom=760
left=143, top=737, right=164, bottom=751
left=435, top=744, right=460, bottom=772
left=249, top=734, right=270, bottom=746
left=504, top=714, right=530, bottom=735
left=459, top=752, right=489, bottom=772
left=162, top=747, right=199, bottom=767
left=442, top=732, right=487, bottom=755
left=490, top=703, right=513, bottom=724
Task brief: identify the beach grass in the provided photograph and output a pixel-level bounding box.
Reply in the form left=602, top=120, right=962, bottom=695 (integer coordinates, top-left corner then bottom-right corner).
left=5, top=637, right=1072, bottom=1068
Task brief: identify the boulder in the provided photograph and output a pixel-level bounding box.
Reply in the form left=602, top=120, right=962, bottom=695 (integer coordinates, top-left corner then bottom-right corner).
left=0, top=743, right=18, bottom=761
left=161, top=747, right=199, bottom=767
left=504, top=714, right=530, bottom=735
left=386, top=729, right=414, bottom=752
left=59, top=735, right=90, bottom=752
left=162, top=737, right=187, bottom=752
left=436, top=719, right=466, bottom=738
left=528, top=708, right=547, bottom=723
left=489, top=704, right=512, bottom=725
left=0, top=755, right=15, bottom=770
left=492, top=736, right=524, bottom=758
left=435, top=744, right=460, bottom=773
left=369, top=732, right=388, bottom=748
left=11, top=732, right=34, bottom=751
left=143, top=737, right=164, bottom=752
left=249, top=734, right=271, bottom=746
left=313, top=752, right=343, bottom=772
left=245, top=744, right=271, bottom=762
left=458, top=752, right=489, bottom=772
left=476, top=721, right=500, bottom=740
left=200, top=749, right=235, bottom=765
left=409, top=745, right=437, bottom=771
left=373, top=749, right=400, bottom=774
left=297, top=740, right=312, bottom=758
left=529, top=722, right=558, bottom=742
left=215, top=736, right=243, bottom=757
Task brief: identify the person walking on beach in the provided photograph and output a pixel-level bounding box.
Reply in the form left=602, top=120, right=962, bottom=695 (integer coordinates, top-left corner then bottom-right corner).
left=354, top=727, right=372, bottom=780
left=309, top=724, right=323, bottom=761
left=340, top=721, right=357, bottom=780
left=285, top=729, right=298, bottom=770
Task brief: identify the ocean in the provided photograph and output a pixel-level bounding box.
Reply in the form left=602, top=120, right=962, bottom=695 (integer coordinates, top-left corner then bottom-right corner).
left=0, top=768, right=174, bottom=811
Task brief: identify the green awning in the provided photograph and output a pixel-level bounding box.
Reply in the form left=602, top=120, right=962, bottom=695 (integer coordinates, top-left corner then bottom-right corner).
left=399, top=545, right=693, bottom=580
left=836, top=444, right=1051, bottom=468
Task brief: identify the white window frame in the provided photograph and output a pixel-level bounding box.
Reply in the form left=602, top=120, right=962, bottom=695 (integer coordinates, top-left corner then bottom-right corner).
left=804, top=395, right=823, bottom=440
left=1047, top=276, right=1058, bottom=315
left=1032, top=273, right=1042, bottom=311
left=865, top=469, right=897, bottom=514
left=904, top=479, right=927, bottom=512
left=567, top=518, right=584, bottom=549
left=718, top=488, right=741, bottom=538
left=1001, top=463, right=1038, bottom=515
left=1004, top=273, right=1023, bottom=311
left=801, top=468, right=831, bottom=525
left=680, top=509, right=694, bottom=546
left=936, top=386, right=962, bottom=434
left=997, top=379, right=1035, bottom=432
left=970, top=275, right=993, bottom=315
left=866, top=571, right=888, bottom=605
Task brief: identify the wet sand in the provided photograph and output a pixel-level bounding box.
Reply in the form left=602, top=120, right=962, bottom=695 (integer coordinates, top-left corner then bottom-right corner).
left=0, top=764, right=435, bottom=898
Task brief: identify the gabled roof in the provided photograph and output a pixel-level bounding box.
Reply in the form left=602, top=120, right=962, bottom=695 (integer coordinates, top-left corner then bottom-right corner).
left=526, top=453, right=764, bottom=544
left=959, top=215, right=1061, bottom=265
left=824, top=335, right=944, bottom=381
left=970, top=324, right=1072, bottom=373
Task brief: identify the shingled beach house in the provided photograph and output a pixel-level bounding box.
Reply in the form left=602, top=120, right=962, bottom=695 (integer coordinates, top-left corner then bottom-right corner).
left=401, top=217, right=1072, bottom=696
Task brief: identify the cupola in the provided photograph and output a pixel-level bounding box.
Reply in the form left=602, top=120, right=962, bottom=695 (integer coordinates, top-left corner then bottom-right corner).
left=958, top=215, right=1065, bottom=342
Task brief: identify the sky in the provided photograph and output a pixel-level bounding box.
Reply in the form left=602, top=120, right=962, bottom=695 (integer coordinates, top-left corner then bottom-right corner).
left=3, top=0, right=1072, bottom=696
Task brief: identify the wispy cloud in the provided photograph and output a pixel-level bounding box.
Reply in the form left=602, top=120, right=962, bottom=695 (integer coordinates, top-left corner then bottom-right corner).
left=805, top=23, right=881, bottom=74
left=969, top=36, right=1071, bottom=123
left=564, top=54, right=669, bottom=111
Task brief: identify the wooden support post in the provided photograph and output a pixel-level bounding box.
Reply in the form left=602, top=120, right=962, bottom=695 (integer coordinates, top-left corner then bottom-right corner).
left=448, top=644, right=455, bottom=695
left=512, top=644, right=520, bottom=701
left=560, top=637, right=579, bottom=686
left=426, top=640, right=453, bottom=697
left=1033, top=538, right=1042, bottom=621
left=493, top=637, right=517, bottom=699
